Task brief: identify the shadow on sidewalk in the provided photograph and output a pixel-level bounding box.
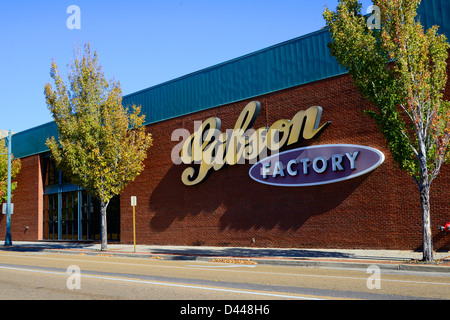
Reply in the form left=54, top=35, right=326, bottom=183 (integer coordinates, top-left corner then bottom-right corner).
left=147, top=247, right=356, bottom=260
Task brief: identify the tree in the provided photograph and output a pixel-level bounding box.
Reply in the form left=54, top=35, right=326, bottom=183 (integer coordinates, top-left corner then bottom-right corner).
left=0, top=138, right=21, bottom=203
left=324, top=0, right=450, bottom=262
left=44, top=44, right=153, bottom=251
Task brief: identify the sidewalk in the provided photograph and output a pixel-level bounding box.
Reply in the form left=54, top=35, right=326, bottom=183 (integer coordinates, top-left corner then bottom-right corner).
left=1, top=241, right=450, bottom=273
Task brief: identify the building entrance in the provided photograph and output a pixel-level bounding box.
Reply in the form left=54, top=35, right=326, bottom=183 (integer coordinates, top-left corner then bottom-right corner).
left=42, top=155, right=120, bottom=241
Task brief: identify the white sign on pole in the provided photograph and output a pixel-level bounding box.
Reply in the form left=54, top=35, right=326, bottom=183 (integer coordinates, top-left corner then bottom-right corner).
left=131, top=196, right=137, bottom=207
left=2, top=203, right=13, bottom=214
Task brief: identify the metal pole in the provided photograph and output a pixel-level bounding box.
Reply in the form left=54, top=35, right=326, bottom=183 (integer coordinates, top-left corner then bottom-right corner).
left=133, top=205, right=136, bottom=253
left=131, top=196, right=137, bottom=253
left=5, top=130, right=12, bottom=246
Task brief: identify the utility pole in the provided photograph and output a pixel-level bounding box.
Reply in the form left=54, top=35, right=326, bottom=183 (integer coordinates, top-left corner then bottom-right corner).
left=4, top=130, right=12, bottom=246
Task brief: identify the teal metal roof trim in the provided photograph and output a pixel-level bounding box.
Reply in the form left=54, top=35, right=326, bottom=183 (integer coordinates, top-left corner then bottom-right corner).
left=11, top=0, right=449, bottom=159
left=417, top=0, right=450, bottom=38
left=11, top=121, right=57, bottom=159
left=121, top=28, right=346, bottom=128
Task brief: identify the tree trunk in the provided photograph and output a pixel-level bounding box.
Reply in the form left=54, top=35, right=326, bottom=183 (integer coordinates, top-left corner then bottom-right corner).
left=419, top=184, right=434, bottom=262
left=416, top=137, right=434, bottom=262
left=100, top=201, right=109, bottom=251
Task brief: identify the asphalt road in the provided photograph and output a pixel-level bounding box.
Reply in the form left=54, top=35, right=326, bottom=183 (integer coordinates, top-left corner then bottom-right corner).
left=0, top=250, right=448, bottom=303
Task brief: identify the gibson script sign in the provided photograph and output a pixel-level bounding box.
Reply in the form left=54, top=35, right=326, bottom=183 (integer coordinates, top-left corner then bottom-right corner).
left=249, top=144, right=385, bottom=187
left=177, top=101, right=331, bottom=186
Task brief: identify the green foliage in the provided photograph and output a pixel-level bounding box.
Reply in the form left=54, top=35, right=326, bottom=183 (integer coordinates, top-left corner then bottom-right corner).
left=44, top=44, right=153, bottom=205
left=323, top=0, right=450, bottom=185
left=0, top=139, right=21, bottom=203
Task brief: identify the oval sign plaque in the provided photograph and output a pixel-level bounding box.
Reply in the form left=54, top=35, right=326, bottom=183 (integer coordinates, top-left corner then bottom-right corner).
left=249, top=144, right=385, bottom=187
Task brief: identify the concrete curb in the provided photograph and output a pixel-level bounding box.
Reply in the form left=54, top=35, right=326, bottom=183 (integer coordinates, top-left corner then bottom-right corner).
left=28, top=247, right=450, bottom=273
left=1, top=242, right=449, bottom=273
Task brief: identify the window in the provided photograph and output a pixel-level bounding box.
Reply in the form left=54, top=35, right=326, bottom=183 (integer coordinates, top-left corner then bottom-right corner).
left=61, top=191, right=78, bottom=240
left=42, top=155, right=120, bottom=241
left=43, top=194, right=58, bottom=240
left=43, top=156, right=59, bottom=186
left=79, top=191, right=120, bottom=241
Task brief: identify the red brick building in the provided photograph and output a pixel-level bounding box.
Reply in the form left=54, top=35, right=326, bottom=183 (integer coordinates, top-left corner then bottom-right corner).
left=2, top=0, right=449, bottom=251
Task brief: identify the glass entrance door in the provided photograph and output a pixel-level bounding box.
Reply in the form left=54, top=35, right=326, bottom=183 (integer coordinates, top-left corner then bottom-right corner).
left=79, top=191, right=120, bottom=241
left=43, top=191, right=120, bottom=241
left=43, top=194, right=58, bottom=240
left=42, top=154, right=120, bottom=241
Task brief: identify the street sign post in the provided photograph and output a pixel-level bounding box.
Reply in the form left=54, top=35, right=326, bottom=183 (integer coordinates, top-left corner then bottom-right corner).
left=2, top=203, right=13, bottom=215
left=131, top=196, right=137, bottom=253
left=1, top=131, right=13, bottom=246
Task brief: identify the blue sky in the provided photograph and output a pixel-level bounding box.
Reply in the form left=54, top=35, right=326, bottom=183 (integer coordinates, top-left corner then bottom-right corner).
left=0, top=0, right=373, bottom=133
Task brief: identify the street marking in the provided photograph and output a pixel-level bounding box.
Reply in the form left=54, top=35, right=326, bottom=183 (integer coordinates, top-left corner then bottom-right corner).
left=0, top=264, right=324, bottom=300
left=0, top=251, right=449, bottom=286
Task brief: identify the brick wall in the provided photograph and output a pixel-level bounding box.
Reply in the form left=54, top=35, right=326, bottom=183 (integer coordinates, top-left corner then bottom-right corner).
left=4, top=54, right=450, bottom=251
left=0, top=154, right=42, bottom=241
left=120, top=57, right=450, bottom=251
